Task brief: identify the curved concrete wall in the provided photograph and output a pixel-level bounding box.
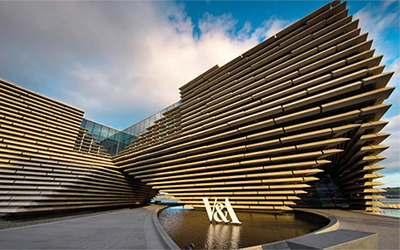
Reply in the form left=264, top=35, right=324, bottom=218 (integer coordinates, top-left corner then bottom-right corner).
left=0, top=80, right=156, bottom=214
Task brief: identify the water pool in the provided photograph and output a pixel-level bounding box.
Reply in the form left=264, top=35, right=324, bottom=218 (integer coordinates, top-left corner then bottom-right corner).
left=158, top=206, right=328, bottom=249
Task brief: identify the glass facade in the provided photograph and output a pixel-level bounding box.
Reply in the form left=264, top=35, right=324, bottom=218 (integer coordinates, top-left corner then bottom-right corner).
left=81, top=118, right=137, bottom=156
left=81, top=101, right=180, bottom=156
left=297, top=173, right=349, bottom=209
left=123, top=101, right=181, bottom=136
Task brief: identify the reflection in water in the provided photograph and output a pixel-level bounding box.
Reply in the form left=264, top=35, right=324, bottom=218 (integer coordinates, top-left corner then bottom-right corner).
left=158, top=207, right=328, bottom=249
left=381, top=209, right=400, bottom=218
left=206, top=223, right=241, bottom=249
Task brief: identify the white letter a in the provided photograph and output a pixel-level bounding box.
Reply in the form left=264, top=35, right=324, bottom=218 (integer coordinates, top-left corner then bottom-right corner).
left=225, top=197, right=241, bottom=224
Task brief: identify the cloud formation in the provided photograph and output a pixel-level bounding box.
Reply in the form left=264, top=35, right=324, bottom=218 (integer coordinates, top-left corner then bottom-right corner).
left=354, top=0, right=399, bottom=64
left=354, top=0, right=400, bottom=186
left=0, top=1, right=288, bottom=128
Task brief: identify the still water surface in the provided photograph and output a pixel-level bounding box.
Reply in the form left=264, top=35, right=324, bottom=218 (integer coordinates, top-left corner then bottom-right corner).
left=158, top=207, right=328, bottom=249
left=380, top=198, right=400, bottom=218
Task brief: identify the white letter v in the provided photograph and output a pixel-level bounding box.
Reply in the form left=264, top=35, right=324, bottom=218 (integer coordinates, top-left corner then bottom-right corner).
left=202, top=197, right=217, bottom=222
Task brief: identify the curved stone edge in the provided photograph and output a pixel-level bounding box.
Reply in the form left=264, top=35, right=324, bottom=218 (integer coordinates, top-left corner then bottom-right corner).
left=151, top=206, right=180, bottom=250
left=297, top=209, right=340, bottom=235
left=241, top=209, right=340, bottom=250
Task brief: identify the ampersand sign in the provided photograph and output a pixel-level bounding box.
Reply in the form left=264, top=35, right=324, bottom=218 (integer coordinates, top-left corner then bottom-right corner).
left=213, top=203, right=229, bottom=223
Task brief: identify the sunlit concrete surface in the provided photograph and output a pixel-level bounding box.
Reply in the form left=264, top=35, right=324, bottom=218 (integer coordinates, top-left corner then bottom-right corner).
left=301, top=209, right=400, bottom=250
left=0, top=206, right=165, bottom=249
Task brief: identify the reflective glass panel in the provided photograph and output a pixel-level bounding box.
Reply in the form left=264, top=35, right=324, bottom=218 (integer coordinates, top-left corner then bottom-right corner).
left=100, top=126, right=109, bottom=138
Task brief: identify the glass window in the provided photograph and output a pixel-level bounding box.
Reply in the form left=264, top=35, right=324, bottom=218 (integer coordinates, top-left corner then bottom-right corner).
left=132, top=125, right=137, bottom=135
left=134, top=124, right=138, bottom=134
left=93, top=123, right=101, bottom=136
left=80, top=118, right=137, bottom=156
left=109, top=132, right=116, bottom=141
left=85, top=120, right=94, bottom=133
left=108, top=128, right=116, bottom=139
left=144, top=118, right=150, bottom=129
left=93, top=134, right=101, bottom=142
left=100, top=126, right=109, bottom=138
left=149, top=115, right=155, bottom=126
left=139, top=121, right=144, bottom=134
left=114, top=132, right=121, bottom=142
left=121, top=133, right=129, bottom=144
left=155, top=112, right=162, bottom=120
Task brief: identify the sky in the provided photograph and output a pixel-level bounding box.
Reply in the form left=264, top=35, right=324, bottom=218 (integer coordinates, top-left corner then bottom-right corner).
left=0, top=0, right=398, bottom=187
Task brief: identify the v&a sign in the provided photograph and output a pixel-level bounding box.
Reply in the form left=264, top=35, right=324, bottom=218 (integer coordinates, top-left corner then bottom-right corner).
left=202, top=197, right=242, bottom=224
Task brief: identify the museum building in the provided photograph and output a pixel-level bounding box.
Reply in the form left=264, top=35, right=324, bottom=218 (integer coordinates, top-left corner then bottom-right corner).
left=0, top=0, right=395, bottom=215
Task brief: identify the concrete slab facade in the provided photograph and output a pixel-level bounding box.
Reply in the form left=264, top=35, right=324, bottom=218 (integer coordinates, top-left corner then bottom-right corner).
left=114, top=0, right=394, bottom=213
left=0, top=0, right=395, bottom=215
left=0, top=80, right=156, bottom=214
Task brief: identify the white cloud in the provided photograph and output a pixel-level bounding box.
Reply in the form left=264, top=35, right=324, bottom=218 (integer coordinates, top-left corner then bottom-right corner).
left=260, top=17, right=290, bottom=39
left=385, top=114, right=400, bottom=132
left=381, top=114, right=400, bottom=168
left=353, top=0, right=400, bottom=185
left=380, top=112, right=400, bottom=187
left=0, top=1, right=288, bottom=128
left=354, top=0, right=399, bottom=64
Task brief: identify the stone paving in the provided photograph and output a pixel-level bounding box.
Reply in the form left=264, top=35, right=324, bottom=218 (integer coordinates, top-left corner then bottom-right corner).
left=0, top=206, right=165, bottom=249
left=303, top=209, right=400, bottom=250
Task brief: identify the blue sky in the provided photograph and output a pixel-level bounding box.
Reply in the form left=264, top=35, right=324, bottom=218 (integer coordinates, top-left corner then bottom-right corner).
left=0, top=0, right=398, bottom=186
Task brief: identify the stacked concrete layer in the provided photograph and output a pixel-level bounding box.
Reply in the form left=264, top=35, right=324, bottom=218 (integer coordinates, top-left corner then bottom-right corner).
left=115, top=0, right=394, bottom=212
left=0, top=79, right=156, bottom=214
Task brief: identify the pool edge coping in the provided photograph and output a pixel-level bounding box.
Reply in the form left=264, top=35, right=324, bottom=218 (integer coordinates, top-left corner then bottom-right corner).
left=152, top=206, right=180, bottom=250
left=152, top=206, right=340, bottom=250
left=295, top=208, right=340, bottom=235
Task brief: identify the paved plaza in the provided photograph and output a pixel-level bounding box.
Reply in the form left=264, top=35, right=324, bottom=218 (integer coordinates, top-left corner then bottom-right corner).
left=303, top=209, right=400, bottom=250
left=0, top=206, right=165, bottom=249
